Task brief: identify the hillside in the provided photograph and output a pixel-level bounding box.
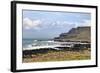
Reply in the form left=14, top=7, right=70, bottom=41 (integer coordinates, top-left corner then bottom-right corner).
left=54, top=26, right=91, bottom=42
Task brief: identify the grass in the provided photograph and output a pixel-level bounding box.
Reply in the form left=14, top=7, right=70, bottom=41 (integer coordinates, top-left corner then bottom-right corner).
left=23, top=48, right=91, bottom=63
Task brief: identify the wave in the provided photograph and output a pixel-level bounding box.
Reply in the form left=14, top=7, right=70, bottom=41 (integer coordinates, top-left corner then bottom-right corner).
left=33, top=40, right=38, bottom=42
left=23, top=44, right=61, bottom=50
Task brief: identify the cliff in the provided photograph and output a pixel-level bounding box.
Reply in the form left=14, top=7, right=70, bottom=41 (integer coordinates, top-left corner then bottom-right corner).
left=54, top=26, right=91, bottom=42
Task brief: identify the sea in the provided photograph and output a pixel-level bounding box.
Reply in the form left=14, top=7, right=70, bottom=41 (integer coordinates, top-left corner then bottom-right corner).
left=22, top=39, right=58, bottom=48
left=22, top=39, right=78, bottom=51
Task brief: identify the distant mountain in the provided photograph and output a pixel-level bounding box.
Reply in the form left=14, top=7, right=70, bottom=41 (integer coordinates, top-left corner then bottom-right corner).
left=54, top=26, right=91, bottom=42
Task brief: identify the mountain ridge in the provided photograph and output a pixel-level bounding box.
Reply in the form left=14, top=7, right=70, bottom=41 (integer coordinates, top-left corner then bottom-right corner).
left=54, top=26, right=91, bottom=42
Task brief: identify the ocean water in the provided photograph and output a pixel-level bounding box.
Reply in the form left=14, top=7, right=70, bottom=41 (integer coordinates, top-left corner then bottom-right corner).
left=22, top=39, right=58, bottom=48
left=22, top=39, right=78, bottom=51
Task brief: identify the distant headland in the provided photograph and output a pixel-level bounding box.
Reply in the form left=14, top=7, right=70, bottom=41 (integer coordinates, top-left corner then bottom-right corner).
left=54, top=26, right=91, bottom=42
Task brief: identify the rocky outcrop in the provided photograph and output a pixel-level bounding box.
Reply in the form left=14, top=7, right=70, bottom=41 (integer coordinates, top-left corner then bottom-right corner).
left=54, top=26, right=91, bottom=42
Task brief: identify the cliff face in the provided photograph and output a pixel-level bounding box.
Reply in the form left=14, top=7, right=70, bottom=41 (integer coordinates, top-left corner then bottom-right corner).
left=54, top=26, right=91, bottom=42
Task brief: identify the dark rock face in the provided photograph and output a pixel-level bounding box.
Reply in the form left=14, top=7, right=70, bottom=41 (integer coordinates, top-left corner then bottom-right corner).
left=54, top=26, right=91, bottom=42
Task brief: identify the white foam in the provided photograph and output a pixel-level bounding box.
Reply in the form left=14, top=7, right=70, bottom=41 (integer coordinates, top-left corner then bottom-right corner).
left=23, top=45, right=61, bottom=50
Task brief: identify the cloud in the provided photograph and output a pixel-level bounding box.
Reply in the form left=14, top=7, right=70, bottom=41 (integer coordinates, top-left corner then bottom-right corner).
left=75, top=19, right=91, bottom=27
left=23, top=18, right=41, bottom=30
left=50, top=21, right=75, bottom=28
left=83, top=20, right=91, bottom=26
left=23, top=17, right=91, bottom=30
left=50, top=20, right=91, bottom=28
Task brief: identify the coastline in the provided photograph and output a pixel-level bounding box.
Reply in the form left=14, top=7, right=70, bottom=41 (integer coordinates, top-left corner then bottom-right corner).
left=22, top=26, right=91, bottom=63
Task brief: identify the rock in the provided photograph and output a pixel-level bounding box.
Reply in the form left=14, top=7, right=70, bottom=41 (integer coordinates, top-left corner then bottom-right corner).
left=54, top=26, right=91, bottom=42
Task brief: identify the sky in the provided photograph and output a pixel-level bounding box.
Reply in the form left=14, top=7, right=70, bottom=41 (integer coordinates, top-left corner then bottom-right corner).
left=23, top=10, right=91, bottom=39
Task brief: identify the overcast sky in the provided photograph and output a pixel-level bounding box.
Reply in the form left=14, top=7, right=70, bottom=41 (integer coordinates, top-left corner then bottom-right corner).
left=23, top=10, right=91, bottom=39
